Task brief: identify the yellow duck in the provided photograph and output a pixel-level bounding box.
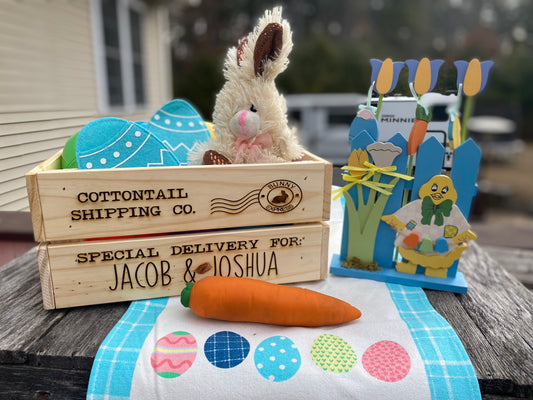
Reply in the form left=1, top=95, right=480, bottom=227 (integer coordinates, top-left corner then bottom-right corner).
left=382, top=175, right=476, bottom=278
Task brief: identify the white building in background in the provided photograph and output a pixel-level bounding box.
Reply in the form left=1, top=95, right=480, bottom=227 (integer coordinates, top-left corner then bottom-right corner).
left=0, top=0, right=173, bottom=213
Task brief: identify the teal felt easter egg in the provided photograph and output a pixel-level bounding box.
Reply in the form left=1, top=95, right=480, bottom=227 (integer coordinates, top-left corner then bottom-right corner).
left=147, top=99, right=212, bottom=165
left=76, top=118, right=180, bottom=169
left=61, top=131, right=80, bottom=169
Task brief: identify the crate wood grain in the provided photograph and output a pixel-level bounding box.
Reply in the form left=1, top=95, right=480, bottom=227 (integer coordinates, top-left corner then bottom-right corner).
left=37, top=222, right=329, bottom=309
left=26, top=151, right=332, bottom=242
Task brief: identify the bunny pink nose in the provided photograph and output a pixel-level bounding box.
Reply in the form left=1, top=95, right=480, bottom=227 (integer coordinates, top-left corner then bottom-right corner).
left=230, top=109, right=260, bottom=138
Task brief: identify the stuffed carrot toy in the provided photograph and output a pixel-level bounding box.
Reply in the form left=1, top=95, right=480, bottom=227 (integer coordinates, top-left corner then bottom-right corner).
left=407, top=104, right=432, bottom=155
left=180, top=276, right=361, bottom=327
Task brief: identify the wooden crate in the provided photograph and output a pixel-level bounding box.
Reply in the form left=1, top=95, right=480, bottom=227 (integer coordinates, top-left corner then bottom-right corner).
left=26, top=151, right=332, bottom=242
left=26, top=150, right=332, bottom=308
left=37, top=222, right=329, bottom=309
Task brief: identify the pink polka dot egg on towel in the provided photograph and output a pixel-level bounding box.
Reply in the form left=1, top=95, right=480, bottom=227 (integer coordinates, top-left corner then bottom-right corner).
left=150, top=331, right=197, bottom=378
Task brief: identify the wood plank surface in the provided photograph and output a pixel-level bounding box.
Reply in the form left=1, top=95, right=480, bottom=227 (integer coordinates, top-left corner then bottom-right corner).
left=426, top=243, right=533, bottom=398
left=1, top=244, right=532, bottom=399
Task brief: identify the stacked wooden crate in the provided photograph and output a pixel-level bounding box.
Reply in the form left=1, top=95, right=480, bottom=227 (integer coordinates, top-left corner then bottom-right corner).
left=25, top=151, right=332, bottom=309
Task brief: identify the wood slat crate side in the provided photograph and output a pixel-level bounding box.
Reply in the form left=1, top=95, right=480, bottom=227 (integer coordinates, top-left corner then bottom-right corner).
left=36, top=244, right=55, bottom=309
left=25, top=170, right=44, bottom=241
left=27, top=152, right=332, bottom=241
left=25, top=151, right=63, bottom=241
left=39, top=222, right=329, bottom=309
left=319, top=152, right=333, bottom=221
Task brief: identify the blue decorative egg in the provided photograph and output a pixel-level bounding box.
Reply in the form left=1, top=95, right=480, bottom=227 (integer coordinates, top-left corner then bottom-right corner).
left=148, top=99, right=211, bottom=165
left=76, top=118, right=180, bottom=169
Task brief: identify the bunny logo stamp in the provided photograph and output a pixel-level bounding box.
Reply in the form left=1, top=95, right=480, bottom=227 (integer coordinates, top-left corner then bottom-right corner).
left=209, top=180, right=302, bottom=215
left=258, top=180, right=302, bottom=213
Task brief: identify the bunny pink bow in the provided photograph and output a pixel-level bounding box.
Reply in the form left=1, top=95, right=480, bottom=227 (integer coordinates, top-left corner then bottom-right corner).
left=234, top=132, right=273, bottom=163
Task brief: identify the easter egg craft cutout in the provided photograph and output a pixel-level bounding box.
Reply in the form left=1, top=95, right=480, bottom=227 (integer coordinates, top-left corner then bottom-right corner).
left=76, top=117, right=180, bottom=169
left=147, top=99, right=212, bottom=165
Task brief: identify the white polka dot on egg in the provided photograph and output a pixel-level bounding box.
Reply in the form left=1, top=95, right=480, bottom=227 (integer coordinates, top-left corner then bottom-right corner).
left=86, top=162, right=93, bottom=169
left=113, top=152, right=120, bottom=158
left=176, top=122, right=182, bottom=127
left=188, top=122, right=194, bottom=127
left=165, top=119, right=171, bottom=125
left=154, top=114, right=160, bottom=120
left=126, top=141, right=132, bottom=148
left=135, top=131, right=141, bottom=137
left=100, top=158, right=107, bottom=165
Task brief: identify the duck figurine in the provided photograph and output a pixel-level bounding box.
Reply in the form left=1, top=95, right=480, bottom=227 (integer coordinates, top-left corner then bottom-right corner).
left=382, top=174, right=476, bottom=278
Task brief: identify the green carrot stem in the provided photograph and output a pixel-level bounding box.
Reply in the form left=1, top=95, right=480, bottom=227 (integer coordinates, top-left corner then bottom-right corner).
left=461, top=95, right=475, bottom=143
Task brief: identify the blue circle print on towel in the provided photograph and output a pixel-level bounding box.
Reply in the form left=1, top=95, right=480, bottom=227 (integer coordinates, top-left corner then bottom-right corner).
left=204, top=331, right=250, bottom=369
left=254, top=336, right=301, bottom=382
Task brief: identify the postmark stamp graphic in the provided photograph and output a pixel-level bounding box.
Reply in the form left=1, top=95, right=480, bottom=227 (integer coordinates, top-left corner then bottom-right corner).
left=209, top=180, right=302, bottom=215
left=259, top=180, right=302, bottom=214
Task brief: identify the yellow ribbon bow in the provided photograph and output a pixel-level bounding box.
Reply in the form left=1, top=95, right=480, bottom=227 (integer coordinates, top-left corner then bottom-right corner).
left=332, top=161, right=413, bottom=200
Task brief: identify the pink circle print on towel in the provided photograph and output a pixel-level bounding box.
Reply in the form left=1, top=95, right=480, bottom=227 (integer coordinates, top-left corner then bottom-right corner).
left=151, top=331, right=198, bottom=378
left=362, top=340, right=411, bottom=382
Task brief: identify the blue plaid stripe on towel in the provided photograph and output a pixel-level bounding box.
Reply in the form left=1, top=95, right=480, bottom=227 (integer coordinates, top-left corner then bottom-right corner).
left=387, top=284, right=481, bottom=400
left=87, top=298, right=168, bottom=399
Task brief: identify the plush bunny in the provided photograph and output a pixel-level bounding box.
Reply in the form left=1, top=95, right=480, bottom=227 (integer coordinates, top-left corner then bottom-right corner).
left=189, top=7, right=304, bottom=165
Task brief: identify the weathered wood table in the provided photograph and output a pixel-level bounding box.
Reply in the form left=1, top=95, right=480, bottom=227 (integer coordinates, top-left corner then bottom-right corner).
left=1, top=243, right=532, bottom=399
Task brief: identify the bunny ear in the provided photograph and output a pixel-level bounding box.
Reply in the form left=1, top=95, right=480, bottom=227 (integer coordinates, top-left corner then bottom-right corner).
left=253, top=22, right=283, bottom=76
left=236, top=38, right=248, bottom=67
left=225, top=7, right=292, bottom=81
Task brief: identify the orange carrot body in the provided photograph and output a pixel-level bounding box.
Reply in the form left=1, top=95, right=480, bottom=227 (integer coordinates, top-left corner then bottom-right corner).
left=407, top=119, right=428, bottom=155
left=180, top=276, right=361, bottom=327
left=407, top=104, right=432, bottom=156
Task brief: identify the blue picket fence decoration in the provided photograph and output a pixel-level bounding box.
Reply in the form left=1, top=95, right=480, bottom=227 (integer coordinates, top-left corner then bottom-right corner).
left=331, top=129, right=481, bottom=293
